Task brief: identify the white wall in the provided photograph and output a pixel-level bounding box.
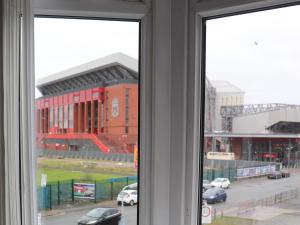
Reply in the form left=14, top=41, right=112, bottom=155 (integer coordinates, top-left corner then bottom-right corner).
left=233, top=108, right=300, bottom=133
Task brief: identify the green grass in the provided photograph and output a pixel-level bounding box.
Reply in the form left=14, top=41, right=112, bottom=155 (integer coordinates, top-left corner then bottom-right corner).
left=38, top=158, right=136, bottom=176
left=211, top=216, right=255, bottom=225
left=36, top=157, right=137, bottom=184
left=36, top=168, right=122, bottom=184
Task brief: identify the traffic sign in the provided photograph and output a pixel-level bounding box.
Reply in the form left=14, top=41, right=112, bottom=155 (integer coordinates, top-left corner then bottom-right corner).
left=202, top=205, right=212, bottom=224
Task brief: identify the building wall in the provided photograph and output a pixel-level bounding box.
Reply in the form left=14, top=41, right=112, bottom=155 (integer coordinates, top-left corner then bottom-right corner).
left=36, top=83, right=138, bottom=151
left=232, top=108, right=300, bottom=134
left=104, top=83, right=138, bottom=147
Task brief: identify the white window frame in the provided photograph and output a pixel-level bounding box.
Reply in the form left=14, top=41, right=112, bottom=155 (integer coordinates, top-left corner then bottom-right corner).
left=186, top=1, right=300, bottom=225
left=3, top=0, right=300, bottom=225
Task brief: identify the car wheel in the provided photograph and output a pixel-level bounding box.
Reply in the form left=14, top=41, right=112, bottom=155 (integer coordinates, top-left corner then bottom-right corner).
left=130, top=200, right=134, bottom=206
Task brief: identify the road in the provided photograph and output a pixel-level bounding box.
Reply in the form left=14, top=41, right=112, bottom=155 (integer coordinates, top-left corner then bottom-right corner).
left=43, top=204, right=137, bottom=225
left=212, top=169, right=300, bottom=214
left=43, top=169, right=300, bottom=225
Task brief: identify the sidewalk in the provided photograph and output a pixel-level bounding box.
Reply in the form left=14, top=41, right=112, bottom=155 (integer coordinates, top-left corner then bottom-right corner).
left=220, top=197, right=300, bottom=225
left=41, top=200, right=117, bottom=217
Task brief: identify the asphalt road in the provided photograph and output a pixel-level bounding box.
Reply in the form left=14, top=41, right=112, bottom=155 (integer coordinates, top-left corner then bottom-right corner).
left=43, top=169, right=300, bottom=225
left=43, top=204, right=137, bottom=225
left=212, top=169, right=300, bottom=214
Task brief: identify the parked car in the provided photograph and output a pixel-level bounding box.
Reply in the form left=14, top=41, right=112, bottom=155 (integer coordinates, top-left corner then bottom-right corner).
left=122, top=182, right=138, bottom=191
left=203, top=180, right=213, bottom=191
left=203, top=188, right=227, bottom=204
left=211, top=178, right=230, bottom=189
left=117, top=190, right=138, bottom=206
left=77, top=208, right=121, bottom=225
left=267, top=171, right=282, bottom=179
left=281, top=170, right=291, bottom=178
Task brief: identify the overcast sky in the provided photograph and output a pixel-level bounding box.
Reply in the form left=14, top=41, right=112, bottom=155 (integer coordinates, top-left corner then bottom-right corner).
left=206, top=5, right=300, bottom=105
left=35, top=5, right=300, bottom=104
left=34, top=18, right=139, bottom=80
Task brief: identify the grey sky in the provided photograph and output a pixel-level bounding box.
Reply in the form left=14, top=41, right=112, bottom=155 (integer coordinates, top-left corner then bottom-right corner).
left=34, top=18, right=139, bottom=81
left=206, top=5, right=300, bottom=105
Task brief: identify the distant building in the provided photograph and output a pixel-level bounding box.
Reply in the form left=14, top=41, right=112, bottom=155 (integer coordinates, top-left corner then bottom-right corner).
left=205, top=79, right=216, bottom=132
left=210, top=80, right=245, bottom=131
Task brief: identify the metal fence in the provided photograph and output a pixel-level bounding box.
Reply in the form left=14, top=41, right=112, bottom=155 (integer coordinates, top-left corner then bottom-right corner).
left=204, top=159, right=280, bottom=170
left=38, top=176, right=137, bottom=210
left=256, top=188, right=300, bottom=207
left=38, top=149, right=134, bottom=163
left=214, top=188, right=300, bottom=217
left=203, top=168, right=237, bottom=182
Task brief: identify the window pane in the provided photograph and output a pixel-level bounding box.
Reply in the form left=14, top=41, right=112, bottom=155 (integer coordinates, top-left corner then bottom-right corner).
left=202, top=5, right=300, bottom=225
left=35, top=18, right=139, bottom=225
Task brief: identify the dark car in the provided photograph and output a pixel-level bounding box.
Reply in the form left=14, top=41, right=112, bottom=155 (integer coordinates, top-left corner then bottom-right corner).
left=203, top=188, right=227, bottom=204
left=281, top=170, right=291, bottom=178
left=77, top=208, right=121, bottom=225
left=267, top=171, right=282, bottom=179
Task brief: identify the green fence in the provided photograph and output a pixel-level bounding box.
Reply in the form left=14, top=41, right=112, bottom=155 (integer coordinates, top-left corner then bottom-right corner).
left=203, top=168, right=237, bottom=182
left=38, top=176, right=137, bottom=210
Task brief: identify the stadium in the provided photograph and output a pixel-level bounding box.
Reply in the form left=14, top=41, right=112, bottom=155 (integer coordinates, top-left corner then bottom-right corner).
left=205, top=80, right=300, bottom=167
left=36, top=53, right=138, bottom=159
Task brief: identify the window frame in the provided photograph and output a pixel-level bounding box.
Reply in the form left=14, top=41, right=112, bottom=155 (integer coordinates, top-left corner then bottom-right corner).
left=21, top=1, right=152, bottom=225
left=7, top=1, right=300, bottom=225
left=191, top=1, right=300, bottom=225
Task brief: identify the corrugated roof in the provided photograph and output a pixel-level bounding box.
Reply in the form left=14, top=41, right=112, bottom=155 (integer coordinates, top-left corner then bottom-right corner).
left=36, top=52, right=138, bottom=88
left=210, top=80, right=245, bottom=94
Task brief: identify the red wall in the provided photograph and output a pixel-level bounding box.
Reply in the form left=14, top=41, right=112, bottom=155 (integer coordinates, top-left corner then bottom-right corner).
left=36, top=83, right=138, bottom=150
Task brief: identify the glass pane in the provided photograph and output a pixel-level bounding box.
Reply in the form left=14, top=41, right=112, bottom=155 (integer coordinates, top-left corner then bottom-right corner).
left=202, top=5, right=300, bottom=225
left=35, top=18, right=139, bottom=225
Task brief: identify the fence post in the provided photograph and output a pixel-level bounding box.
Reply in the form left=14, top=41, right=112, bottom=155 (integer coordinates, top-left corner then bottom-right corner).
left=58, top=181, right=61, bottom=205
left=49, top=184, right=52, bottom=210
left=94, top=180, right=97, bottom=203
left=71, top=179, right=74, bottom=203
left=126, top=176, right=129, bottom=186
left=110, top=182, right=114, bottom=200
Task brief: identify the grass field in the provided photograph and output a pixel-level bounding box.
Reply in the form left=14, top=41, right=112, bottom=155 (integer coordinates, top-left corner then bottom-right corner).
left=37, top=157, right=137, bottom=184
left=36, top=168, right=121, bottom=184
left=211, top=216, right=255, bottom=225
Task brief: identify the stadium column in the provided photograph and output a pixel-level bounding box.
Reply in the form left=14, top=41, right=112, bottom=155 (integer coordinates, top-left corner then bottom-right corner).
left=91, top=100, right=95, bottom=134
left=43, top=108, right=46, bottom=133
left=98, top=100, right=101, bottom=136
left=84, top=101, right=88, bottom=133
left=78, top=103, right=82, bottom=132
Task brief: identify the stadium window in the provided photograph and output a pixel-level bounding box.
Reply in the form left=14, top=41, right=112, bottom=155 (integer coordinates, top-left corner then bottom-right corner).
left=125, top=88, right=130, bottom=134
left=69, top=104, right=74, bottom=129
left=34, top=17, right=140, bottom=225
left=199, top=2, right=300, bottom=225
left=49, top=106, right=53, bottom=128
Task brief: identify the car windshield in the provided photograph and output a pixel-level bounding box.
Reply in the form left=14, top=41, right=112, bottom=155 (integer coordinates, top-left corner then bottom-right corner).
left=204, top=188, right=218, bottom=195
left=86, top=208, right=106, bottom=218
left=213, top=178, right=223, bottom=182
left=118, top=191, right=129, bottom=197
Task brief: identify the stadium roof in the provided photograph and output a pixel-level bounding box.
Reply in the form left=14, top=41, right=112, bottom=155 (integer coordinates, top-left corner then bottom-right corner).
left=267, top=121, right=300, bottom=134
left=205, top=132, right=300, bottom=138
left=210, top=80, right=245, bottom=94
left=36, top=52, right=138, bottom=96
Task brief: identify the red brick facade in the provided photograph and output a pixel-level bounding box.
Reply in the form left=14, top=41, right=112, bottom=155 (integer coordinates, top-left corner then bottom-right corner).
left=36, top=83, right=138, bottom=153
